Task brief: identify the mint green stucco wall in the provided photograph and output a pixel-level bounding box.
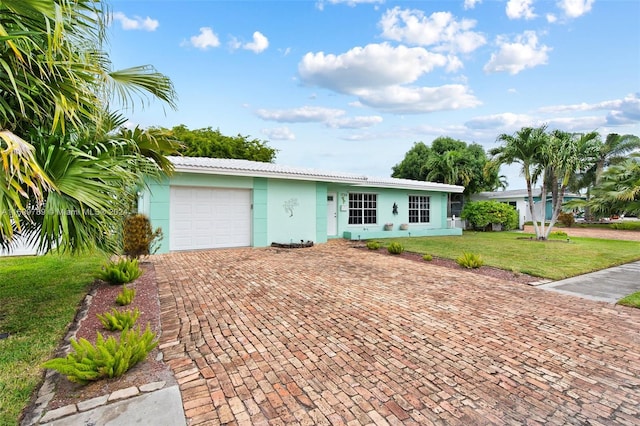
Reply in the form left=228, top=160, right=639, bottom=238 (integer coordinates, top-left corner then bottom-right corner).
left=266, top=179, right=318, bottom=244
left=139, top=176, right=171, bottom=253
left=315, top=183, right=328, bottom=244
left=253, top=178, right=268, bottom=247
left=329, top=186, right=461, bottom=240
left=140, top=172, right=460, bottom=253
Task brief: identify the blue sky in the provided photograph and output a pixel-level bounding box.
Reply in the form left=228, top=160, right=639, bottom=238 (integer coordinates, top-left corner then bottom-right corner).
left=108, top=0, right=640, bottom=189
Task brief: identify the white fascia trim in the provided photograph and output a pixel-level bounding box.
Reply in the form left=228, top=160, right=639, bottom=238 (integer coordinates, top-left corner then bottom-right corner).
left=351, top=182, right=465, bottom=193
left=172, top=165, right=465, bottom=193
left=173, top=165, right=367, bottom=184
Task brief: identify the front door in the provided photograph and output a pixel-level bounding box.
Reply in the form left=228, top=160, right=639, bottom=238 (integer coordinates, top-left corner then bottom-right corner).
left=327, top=192, right=337, bottom=236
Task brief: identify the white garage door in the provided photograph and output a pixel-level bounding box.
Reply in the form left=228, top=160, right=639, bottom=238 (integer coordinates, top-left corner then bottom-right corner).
left=170, top=187, right=251, bottom=250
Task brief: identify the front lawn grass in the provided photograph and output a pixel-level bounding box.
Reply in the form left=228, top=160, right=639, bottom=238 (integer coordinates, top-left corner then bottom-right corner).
left=618, top=292, right=640, bottom=308
left=0, top=252, right=106, bottom=425
left=380, top=231, right=640, bottom=280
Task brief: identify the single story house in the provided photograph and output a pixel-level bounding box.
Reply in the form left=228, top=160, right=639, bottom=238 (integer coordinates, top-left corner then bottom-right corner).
left=471, top=189, right=586, bottom=229
left=138, top=157, right=464, bottom=253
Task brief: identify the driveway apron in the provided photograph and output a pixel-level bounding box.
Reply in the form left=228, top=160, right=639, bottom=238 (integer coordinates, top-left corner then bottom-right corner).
left=153, top=241, right=640, bottom=425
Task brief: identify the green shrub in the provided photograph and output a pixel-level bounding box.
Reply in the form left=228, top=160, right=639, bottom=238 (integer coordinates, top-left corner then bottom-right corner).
left=366, top=241, right=381, bottom=250
left=558, top=212, right=575, bottom=227
left=549, top=230, right=568, bottom=239
left=41, top=325, right=158, bottom=384
left=422, top=254, right=433, bottom=261
left=123, top=214, right=163, bottom=259
left=387, top=242, right=404, bottom=255
left=97, top=308, right=140, bottom=331
left=456, top=252, right=483, bottom=269
left=611, top=221, right=640, bottom=231
left=461, top=201, right=519, bottom=231
left=99, top=258, right=142, bottom=285
left=116, top=286, right=136, bottom=306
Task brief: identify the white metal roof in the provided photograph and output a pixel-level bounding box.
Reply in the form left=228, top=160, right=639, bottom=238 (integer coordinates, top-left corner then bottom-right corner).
left=169, top=156, right=464, bottom=193
left=473, top=189, right=533, bottom=199
left=473, top=188, right=584, bottom=200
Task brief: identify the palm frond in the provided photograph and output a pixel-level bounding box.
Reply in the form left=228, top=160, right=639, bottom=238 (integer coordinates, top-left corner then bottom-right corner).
left=107, top=66, right=178, bottom=111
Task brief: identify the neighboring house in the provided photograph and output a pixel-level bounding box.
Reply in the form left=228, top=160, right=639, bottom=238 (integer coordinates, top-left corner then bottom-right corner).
left=472, top=189, right=586, bottom=229
left=138, top=157, right=464, bottom=253
left=0, top=235, right=40, bottom=257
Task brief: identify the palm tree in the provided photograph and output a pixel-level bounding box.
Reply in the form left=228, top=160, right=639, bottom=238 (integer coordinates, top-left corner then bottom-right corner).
left=490, top=126, right=548, bottom=238
left=13, top=113, right=181, bottom=254
left=543, top=130, right=599, bottom=238
left=593, top=134, right=640, bottom=183
left=574, top=133, right=640, bottom=220
left=589, top=153, right=640, bottom=217
left=0, top=0, right=177, bottom=251
left=425, top=150, right=475, bottom=216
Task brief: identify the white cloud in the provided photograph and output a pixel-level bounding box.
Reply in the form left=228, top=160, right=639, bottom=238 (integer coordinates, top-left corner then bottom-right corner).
left=230, top=32, right=269, bottom=53
left=446, top=55, right=464, bottom=72
left=262, top=127, right=295, bottom=140
left=112, top=12, right=159, bottom=31
left=557, top=0, right=594, bottom=18
left=539, top=93, right=640, bottom=125
left=255, top=106, right=383, bottom=129
left=228, top=37, right=242, bottom=50
left=465, top=112, right=533, bottom=130
left=506, top=0, right=536, bottom=20
left=354, top=84, right=481, bottom=114
left=379, top=8, right=486, bottom=54
left=484, top=31, right=551, bottom=75
left=256, top=106, right=346, bottom=123
left=464, top=0, right=482, bottom=10
left=188, top=27, right=220, bottom=50
left=544, top=115, right=604, bottom=130
left=299, top=43, right=449, bottom=93
left=463, top=94, right=639, bottom=143
left=299, top=42, right=480, bottom=114
left=326, top=115, right=383, bottom=129
left=546, top=13, right=558, bottom=23
left=244, top=31, right=269, bottom=53
left=316, top=0, right=384, bottom=10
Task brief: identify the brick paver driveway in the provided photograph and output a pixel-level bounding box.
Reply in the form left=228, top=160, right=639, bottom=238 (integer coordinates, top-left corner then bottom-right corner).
left=154, top=241, right=640, bottom=425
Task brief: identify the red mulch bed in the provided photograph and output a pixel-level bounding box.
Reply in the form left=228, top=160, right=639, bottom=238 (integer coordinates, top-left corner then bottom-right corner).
left=40, top=263, right=175, bottom=411
left=362, top=247, right=542, bottom=285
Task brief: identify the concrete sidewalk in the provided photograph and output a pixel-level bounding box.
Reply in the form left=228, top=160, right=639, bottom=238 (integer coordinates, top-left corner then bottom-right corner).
left=537, top=260, right=640, bottom=303
left=40, top=385, right=185, bottom=426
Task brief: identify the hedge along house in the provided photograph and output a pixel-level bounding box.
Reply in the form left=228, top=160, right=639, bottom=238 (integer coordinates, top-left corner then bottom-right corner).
left=471, top=189, right=587, bottom=229
left=138, top=157, right=464, bottom=253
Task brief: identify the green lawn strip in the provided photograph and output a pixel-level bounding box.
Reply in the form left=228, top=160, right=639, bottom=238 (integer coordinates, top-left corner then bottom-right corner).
left=618, top=292, right=640, bottom=308
left=0, top=253, right=106, bottom=425
left=376, top=231, right=640, bottom=280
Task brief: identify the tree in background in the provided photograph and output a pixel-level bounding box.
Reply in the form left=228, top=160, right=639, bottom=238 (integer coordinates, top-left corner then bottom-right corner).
left=491, top=126, right=599, bottom=239
left=392, top=137, right=501, bottom=196
left=570, top=133, right=640, bottom=219
left=543, top=130, right=599, bottom=235
left=161, top=125, right=277, bottom=162
left=1, top=0, right=177, bottom=253
left=591, top=134, right=640, bottom=184
left=588, top=153, right=640, bottom=217
left=490, top=126, right=546, bottom=236
left=392, top=137, right=502, bottom=216
left=390, top=142, right=431, bottom=181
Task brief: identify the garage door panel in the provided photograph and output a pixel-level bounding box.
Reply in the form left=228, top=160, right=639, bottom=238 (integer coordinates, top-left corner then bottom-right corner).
left=170, top=186, right=251, bottom=251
